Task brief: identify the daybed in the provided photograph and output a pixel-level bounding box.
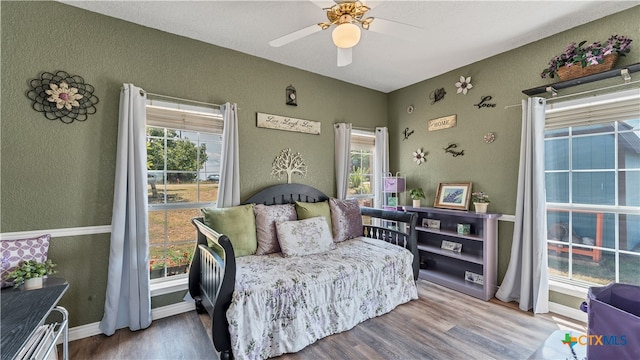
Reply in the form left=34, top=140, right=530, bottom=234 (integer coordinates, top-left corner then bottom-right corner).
left=188, top=183, right=419, bottom=360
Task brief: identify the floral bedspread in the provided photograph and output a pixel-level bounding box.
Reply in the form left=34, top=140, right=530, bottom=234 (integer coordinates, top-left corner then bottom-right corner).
left=227, top=237, right=418, bottom=360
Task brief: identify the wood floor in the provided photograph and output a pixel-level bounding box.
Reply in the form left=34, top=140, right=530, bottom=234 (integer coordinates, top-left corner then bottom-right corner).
left=66, top=280, right=586, bottom=359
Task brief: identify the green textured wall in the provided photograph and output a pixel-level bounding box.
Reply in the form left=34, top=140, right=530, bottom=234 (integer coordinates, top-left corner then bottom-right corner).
left=387, top=6, right=640, bottom=308
left=1, top=1, right=386, bottom=327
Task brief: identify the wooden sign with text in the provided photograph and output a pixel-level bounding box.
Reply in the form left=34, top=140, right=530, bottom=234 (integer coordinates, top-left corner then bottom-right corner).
left=428, top=115, right=457, bottom=131
left=257, top=113, right=321, bottom=135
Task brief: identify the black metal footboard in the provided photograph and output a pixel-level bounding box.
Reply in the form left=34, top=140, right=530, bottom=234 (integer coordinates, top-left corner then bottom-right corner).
left=360, top=207, right=419, bottom=280
left=188, top=217, right=235, bottom=359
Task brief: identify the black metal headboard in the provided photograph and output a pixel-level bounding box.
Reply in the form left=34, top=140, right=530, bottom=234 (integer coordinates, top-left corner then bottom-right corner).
left=243, top=183, right=330, bottom=205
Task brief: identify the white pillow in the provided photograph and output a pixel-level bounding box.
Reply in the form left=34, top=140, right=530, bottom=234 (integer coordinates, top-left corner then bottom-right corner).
left=276, top=216, right=336, bottom=257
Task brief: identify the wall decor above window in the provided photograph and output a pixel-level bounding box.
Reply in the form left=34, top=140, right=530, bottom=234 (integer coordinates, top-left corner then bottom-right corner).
left=26, top=70, right=99, bottom=124
left=257, top=112, right=321, bottom=135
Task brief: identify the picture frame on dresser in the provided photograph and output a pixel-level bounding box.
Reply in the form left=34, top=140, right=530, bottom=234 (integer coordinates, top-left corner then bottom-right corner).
left=434, top=182, right=472, bottom=210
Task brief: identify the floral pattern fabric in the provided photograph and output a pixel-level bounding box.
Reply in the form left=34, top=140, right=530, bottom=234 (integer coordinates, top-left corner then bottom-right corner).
left=227, top=237, right=418, bottom=360
left=275, top=216, right=335, bottom=257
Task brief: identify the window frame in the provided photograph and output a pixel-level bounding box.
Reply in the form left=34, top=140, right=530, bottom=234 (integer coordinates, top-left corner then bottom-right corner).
left=544, top=89, right=640, bottom=288
left=145, top=99, right=224, bottom=287
left=348, top=130, right=375, bottom=207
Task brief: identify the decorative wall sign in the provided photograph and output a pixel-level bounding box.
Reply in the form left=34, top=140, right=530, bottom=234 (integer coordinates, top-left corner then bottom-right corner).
left=428, top=115, right=457, bottom=131
left=455, top=76, right=473, bottom=95
left=402, top=127, right=414, bottom=140
left=257, top=112, right=320, bottom=135
left=271, top=148, right=307, bottom=183
left=443, top=143, right=464, bottom=157
left=474, top=96, right=496, bottom=109
left=26, top=70, right=99, bottom=124
left=484, top=132, right=496, bottom=143
left=285, top=85, right=297, bottom=106
left=429, top=87, right=446, bottom=104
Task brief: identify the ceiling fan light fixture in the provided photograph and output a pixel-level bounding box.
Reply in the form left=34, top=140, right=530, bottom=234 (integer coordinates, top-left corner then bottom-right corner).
left=332, top=23, right=361, bottom=49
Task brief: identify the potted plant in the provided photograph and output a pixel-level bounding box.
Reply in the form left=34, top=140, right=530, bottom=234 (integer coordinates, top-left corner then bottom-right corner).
left=540, top=35, right=632, bottom=80
left=471, top=192, right=490, bottom=213
left=8, top=259, right=57, bottom=289
left=409, top=188, right=426, bottom=208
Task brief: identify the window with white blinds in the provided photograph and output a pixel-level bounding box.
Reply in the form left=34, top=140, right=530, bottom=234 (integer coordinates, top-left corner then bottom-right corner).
left=545, top=88, right=640, bottom=130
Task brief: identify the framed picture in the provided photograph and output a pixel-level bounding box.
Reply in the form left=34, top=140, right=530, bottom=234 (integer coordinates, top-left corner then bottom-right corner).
left=434, top=182, right=473, bottom=210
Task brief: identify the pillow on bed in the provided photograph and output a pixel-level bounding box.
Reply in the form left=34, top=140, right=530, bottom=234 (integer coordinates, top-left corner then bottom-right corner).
left=329, top=198, right=363, bottom=242
left=276, top=216, right=336, bottom=257
left=202, top=204, right=257, bottom=257
left=253, top=203, right=297, bottom=255
left=1, top=234, right=51, bottom=288
left=295, top=201, right=332, bottom=234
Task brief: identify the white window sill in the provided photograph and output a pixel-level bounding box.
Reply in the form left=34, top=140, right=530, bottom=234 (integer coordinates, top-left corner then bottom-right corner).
left=150, top=276, right=188, bottom=297
left=549, top=279, right=589, bottom=299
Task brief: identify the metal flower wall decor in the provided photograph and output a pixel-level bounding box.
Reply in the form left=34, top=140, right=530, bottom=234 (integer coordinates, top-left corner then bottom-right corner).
left=454, top=76, right=473, bottom=95
left=412, top=148, right=426, bottom=165
left=27, top=71, right=99, bottom=124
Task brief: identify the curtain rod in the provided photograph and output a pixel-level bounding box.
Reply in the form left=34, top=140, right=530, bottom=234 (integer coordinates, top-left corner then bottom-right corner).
left=140, top=89, right=222, bottom=108
left=333, top=123, right=375, bottom=132
left=504, top=79, right=640, bottom=109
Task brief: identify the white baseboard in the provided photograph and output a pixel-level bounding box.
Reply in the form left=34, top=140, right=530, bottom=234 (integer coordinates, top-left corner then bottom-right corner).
left=67, top=301, right=195, bottom=342
left=549, top=301, right=588, bottom=323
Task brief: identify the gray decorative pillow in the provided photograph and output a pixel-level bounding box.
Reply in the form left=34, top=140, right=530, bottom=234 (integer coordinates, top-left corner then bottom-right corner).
left=329, top=198, right=363, bottom=242
left=276, top=216, right=335, bottom=257
left=254, top=204, right=297, bottom=255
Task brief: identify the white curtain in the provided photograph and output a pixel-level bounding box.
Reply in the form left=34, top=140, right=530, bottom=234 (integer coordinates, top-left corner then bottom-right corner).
left=373, top=127, right=389, bottom=209
left=100, top=84, right=152, bottom=336
left=496, top=97, right=549, bottom=314
left=334, top=123, right=352, bottom=200
left=217, top=102, right=240, bottom=208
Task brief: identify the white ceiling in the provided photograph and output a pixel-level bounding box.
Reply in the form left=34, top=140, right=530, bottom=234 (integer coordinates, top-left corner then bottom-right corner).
left=60, top=1, right=637, bottom=93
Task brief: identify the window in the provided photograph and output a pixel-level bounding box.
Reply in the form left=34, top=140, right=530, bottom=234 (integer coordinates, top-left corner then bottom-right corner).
left=146, top=99, right=223, bottom=281
left=545, top=89, right=640, bottom=287
left=348, top=130, right=375, bottom=207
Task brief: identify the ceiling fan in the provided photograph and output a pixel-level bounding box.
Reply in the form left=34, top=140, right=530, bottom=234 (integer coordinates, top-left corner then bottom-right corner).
left=268, top=0, right=420, bottom=67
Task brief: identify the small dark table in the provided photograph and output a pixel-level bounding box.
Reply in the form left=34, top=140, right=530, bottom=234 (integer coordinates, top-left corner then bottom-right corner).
left=1, top=277, right=69, bottom=360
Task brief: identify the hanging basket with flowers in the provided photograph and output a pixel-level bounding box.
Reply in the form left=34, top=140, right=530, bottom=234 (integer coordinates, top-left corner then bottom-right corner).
left=540, top=35, right=632, bottom=81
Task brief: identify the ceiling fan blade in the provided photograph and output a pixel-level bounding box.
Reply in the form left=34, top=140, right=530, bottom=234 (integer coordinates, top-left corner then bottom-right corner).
left=310, top=0, right=336, bottom=9
left=364, top=17, right=422, bottom=39
left=269, top=24, right=323, bottom=47
left=337, top=47, right=352, bottom=67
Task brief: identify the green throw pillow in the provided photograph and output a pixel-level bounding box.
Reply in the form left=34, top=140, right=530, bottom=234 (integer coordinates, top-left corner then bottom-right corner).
left=295, top=201, right=332, bottom=234
left=202, top=204, right=257, bottom=257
